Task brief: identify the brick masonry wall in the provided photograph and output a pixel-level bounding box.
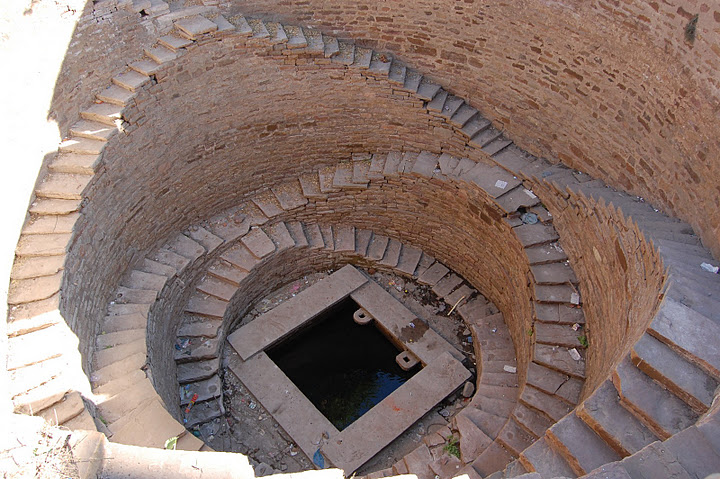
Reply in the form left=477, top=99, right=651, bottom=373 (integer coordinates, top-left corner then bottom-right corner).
left=228, top=0, right=720, bottom=258
left=534, top=181, right=667, bottom=395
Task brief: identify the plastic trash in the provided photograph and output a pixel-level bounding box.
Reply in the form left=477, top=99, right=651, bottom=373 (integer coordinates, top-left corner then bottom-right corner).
left=520, top=212, right=538, bottom=225
left=701, top=262, right=719, bottom=274
left=313, top=449, right=325, bottom=468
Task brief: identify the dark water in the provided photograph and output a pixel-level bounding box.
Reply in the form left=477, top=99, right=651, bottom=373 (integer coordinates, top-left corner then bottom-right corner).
left=267, top=298, right=418, bottom=430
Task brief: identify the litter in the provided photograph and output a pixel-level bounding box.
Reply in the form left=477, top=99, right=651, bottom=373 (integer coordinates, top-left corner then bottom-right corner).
left=313, top=450, right=325, bottom=468
left=521, top=212, right=538, bottom=225
left=495, top=179, right=508, bottom=189
left=570, top=292, right=580, bottom=305
left=503, top=365, right=517, bottom=373
left=249, top=402, right=257, bottom=409
left=568, top=348, right=582, bottom=361
left=701, top=262, right=719, bottom=274
left=572, top=323, right=581, bottom=331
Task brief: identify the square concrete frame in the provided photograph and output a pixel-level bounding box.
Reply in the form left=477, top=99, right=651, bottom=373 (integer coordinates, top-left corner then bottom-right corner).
left=227, top=265, right=470, bottom=474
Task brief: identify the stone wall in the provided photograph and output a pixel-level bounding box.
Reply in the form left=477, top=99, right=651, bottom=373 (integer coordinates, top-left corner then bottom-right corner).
left=228, top=0, right=720, bottom=258
left=534, top=182, right=667, bottom=395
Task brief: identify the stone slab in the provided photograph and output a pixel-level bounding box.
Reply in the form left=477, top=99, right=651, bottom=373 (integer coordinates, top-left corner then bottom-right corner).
left=322, top=352, right=470, bottom=474
left=227, top=265, right=368, bottom=360
left=351, top=280, right=463, bottom=365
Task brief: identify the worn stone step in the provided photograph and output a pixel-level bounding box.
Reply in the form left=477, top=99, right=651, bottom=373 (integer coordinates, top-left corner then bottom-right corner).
left=175, top=15, right=218, bottom=39
left=301, top=27, right=324, bottom=54
left=648, top=296, right=720, bottom=378
left=97, top=377, right=156, bottom=424
left=472, top=442, right=515, bottom=477
left=177, top=318, right=222, bottom=338
left=577, top=380, right=658, bottom=456
left=534, top=302, right=585, bottom=325
left=179, top=374, right=222, bottom=404
left=530, top=262, right=578, bottom=285
left=520, top=385, right=573, bottom=422
left=233, top=16, right=253, bottom=36
left=8, top=273, right=62, bottom=304
left=7, top=323, right=70, bottom=369
left=69, top=120, right=116, bottom=143
left=513, top=403, right=553, bottom=439
left=174, top=335, right=221, bottom=363
left=461, top=406, right=508, bottom=439
left=286, top=221, right=309, bottom=249
left=526, top=362, right=582, bottom=405
left=665, top=274, right=720, bottom=325
left=469, top=126, right=503, bottom=149
left=472, top=394, right=516, bottom=418
left=129, top=58, right=163, bottom=76
left=395, top=245, right=422, bottom=276
left=416, top=78, right=441, bottom=101
left=101, top=312, right=147, bottom=334
left=94, top=338, right=146, bottom=370
left=619, top=440, right=692, bottom=479
left=351, top=46, right=372, bottom=68
left=185, top=397, right=223, bottom=428
left=450, top=103, right=478, bottom=128
left=177, top=358, right=220, bottom=383
left=271, top=181, right=308, bottom=211
left=96, top=329, right=145, bottom=349
left=613, top=356, right=698, bottom=439
left=534, top=323, right=584, bottom=350
left=322, top=34, right=339, bottom=57
left=524, top=242, right=568, bottom=265
left=38, top=390, right=85, bottom=425
left=157, top=34, right=192, bottom=51
left=80, top=102, right=123, bottom=126
left=497, top=417, right=536, bottom=456
left=212, top=15, right=235, bottom=33
left=241, top=228, right=276, bottom=259
left=332, top=41, right=355, bottom=65
left=495, top=186, right=541, bottom=214
left=107, top=398, right=185, bottom=448
left=265, top=222, right=296, bottom=251
left=206, top=260, right=248, bottom=286
left=368, top=51, right=392, bottom=76
left=518, top=437, right=576, bottom=478
left=514, top=223, right=560, bottom=248
left=50, top=152, right=102, bottom=175
left=632, top=333, right=717, bottom=412
left=534, top=284, right=580, bottom=305
left=663, top=425, right=720, bottom=479
left=185, top=294, right=228, bottom=319
left=320, top=224, right=335, bottom=250
left=111, top=70, right=150, bottom=92
left=150, top=248, right=191, bottom=274
left=35, top=173, right=92, bottom=200
left=12, top=375, right=70, bottom=414
left=265, top=21, right=288, bottom=44
left=387, top=61, right=407, bottom=85
left=439, top=95, right=464, bottom=121
left=453, top=409, right=493, bottom=462
left=417, top=261, right=450, bottom=286
left=196, top=275, right=237, bottom=301
left=534, top=344, right=585, bottom=379
left=546, top=412, right=621, bottom=476
left=460, top=117, right=491, bottom=139
left=402, top=444, right=434, bottom=479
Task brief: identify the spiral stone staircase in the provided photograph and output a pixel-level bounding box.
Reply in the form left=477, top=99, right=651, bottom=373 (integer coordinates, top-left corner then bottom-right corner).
left=3, top=0, right=720, bottom=478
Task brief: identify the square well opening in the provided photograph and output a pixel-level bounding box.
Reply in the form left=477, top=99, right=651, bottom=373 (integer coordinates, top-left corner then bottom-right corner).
left=266, top=297, right=420, bottom=431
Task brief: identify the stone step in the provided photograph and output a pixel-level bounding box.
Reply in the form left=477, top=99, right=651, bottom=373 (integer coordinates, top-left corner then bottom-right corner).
left=471, top=442, right=515, bottom=477
left=514, top=223, right=560, bottom=248
left=460, top=117, right=491, bottom=140
left=520, top=385, right=573, bottom=423
left=101, top=312, right=147, bottom=334
left=518, top=437, right=576, bottom=478
left=304, top=223, right=324, bottom=249
left=352, top=159, right=372, bottom=184
left=265, top=21, right=288, bottom=44
left=534, top=323, right=583, bottom=349
left=439, top=95, right=464, bottom=121
left=661, top=425, right=720, bottom=479
left=98, top=377, right=157, bottom=424
left=185, top=294, right=228, bottom=319
left=212, top=15, right=235, bottom=33
left=69, top=120, right=116, bottom=143
left=416, top=78, right=442, bottom=101
left=251, top=190, right=284, bottom=217
left=7, top=322, right=70, bottom=369
left=427, top=89, right=448, bottom=113
left=512, top=403, right=554, bottom=439
left=402, top=444, right=434, bottom=479
left=366, top=233, right=389, bottom=261
left=265, top=222, right=296, bottom=251
left=333, top=41, right=355, bottom=65
left=301, top=27, right=324, bottom=54
left=322, top=34, right=339, bottom=57
left=577, top=380, right=658, bottom=456
left=453, top=409, right=493, bottom=462
left=80, top=102, right=123, bottom=126
left=417, top=261, right=450, bottom=286
left=157, top=33, right=193, bottom=51
left=497, top=417, right=536, bottom=456
left=534, top=302, right=585, bottom=325
left=111, top=69, right=150, bottom=92
left=618, top=440, right=692, bottom=479
left=495, top=186, right=542, bottom=214
left=286, top=221, right=309, bottom=248
left=432, top=273, right=464, bottom=299
left=450, top=103, right=478, bottom=128
left=241, top=227, right=276, bottom=259
left=333, top=225, right=355, bottom=252
left=533, top=344, right=586, bottom=379
left=378, top=238, right=402, bottom=267
left=8, top=273, right=63, bottom=304
left=460, top=406, right=508, bottom=439
left=402, top=69, right=423, bottom=93
left=233, top=16, right=253, bottom=36
left=613, top=356, right=698, bottom=439
left=546, top=412, right=621, bottom=476
left=220, top=243, right=259, bottom=272
left=93, top=338, right=146, bottom=370
left=50, top=152, right=101, bottom=175
left=174, top=335, right=221, bottom=363
left=631, top=333, right=717, bottom=412
left=177, top=318, right=222, bottom=338
left=12, top=375, right=70, bottom=415
left=206, top=260, right=248, bottom=286
left=530, top=262, right=578, bottom=285
left=121, top=270, right=167, bottom=292
left=185, top=397, right=223, bottom=428
left=247, top=18, right=270, bottom=39
left=388, top=61, right=407, bottom=85
left=524, top=242, right=568, bottom=265
left=35, top=173, right=92, bottom=200
left=96, top=329, right=145, bottom=349
left=333, top=162, right=368, bottom=189
left=175, top=15, right=218, bottom=39
left=179, top=374, right=222, bottom=404
left=665, top=274, right=720, bottom=325
left=353, top=229, right=372, bottom=256
left=196, top=275, right=236, bottom=301
left=471, top=394, right=516, bottom=418
left=352, top=46, right=372, bottom=69
left=368, top=51, right=392, bottom=76
left=129, top=58, right=163, bottom=76
left=469, top=126, right=503, bottom=149
left=272, top=181, right=308, bottom=210
left=106, top=398, right=185, bottom=448
left=648, top=296, right=720, bottom=378
left=526, top=362, right=582, bottom=406
left=483, top=136, right=513, bottom=156
left=534, top=284, right=580, bottom=305
left=177, top=358, right=220, bottom=383
left=320, top=224, right=335, bottom=250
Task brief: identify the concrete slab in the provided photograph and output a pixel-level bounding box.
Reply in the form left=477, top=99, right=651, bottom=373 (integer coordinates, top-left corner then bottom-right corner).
left=351, top=281, right=463, bottom=365
left=227, top=265, right=368, bottom=360
left=322, top=352, right=471, bottom=474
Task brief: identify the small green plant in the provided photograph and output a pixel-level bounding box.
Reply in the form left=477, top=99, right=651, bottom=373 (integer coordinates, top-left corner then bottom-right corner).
left=578, top=335, right=589, bottom=348
left=685, top=14, right=699, bottom=43
left=444, top=435, right=460, bottom=459
left=527, top=328, right=534, bottom=337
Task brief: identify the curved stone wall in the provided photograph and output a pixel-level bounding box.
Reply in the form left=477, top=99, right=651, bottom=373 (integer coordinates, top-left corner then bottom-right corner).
left=230, top=0, right=720, bottom=258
